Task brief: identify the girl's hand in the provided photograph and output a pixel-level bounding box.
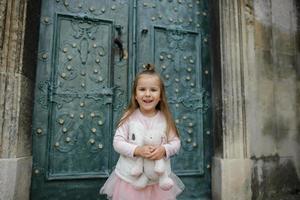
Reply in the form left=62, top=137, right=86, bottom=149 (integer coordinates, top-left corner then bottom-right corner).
left=134, top=145, right=155, bottom=158
left=148, top=146, right=166, bottom=160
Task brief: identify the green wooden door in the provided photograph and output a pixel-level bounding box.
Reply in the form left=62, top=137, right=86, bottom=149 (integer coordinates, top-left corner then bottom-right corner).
left=31, top=0, right=212, bottom=199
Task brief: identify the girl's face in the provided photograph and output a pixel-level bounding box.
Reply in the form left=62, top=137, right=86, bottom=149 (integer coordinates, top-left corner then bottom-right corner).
left=135, top=74, right=161, bottom=117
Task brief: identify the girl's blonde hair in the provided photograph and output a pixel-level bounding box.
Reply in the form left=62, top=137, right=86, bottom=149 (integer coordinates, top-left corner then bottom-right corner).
left=117, top=64, right=179, bottom=138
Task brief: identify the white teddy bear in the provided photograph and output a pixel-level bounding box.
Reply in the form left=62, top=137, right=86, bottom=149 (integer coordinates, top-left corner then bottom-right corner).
left=128, top=122, right=174, bottom=190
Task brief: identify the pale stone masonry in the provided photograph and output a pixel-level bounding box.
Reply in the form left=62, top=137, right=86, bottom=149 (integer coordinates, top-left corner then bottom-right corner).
left=250, top=0, right=300, bottom=199
left=0, top=0, right=34, bottom=200
left=212, top=0, right=300, bottom=199
left=212, top=0, right=253, bottom=199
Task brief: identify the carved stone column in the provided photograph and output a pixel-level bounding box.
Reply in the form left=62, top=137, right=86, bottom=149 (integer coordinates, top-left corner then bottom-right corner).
left=212, top=0, right=254, bottom=199
left=0, top=0, right=38, bottom=199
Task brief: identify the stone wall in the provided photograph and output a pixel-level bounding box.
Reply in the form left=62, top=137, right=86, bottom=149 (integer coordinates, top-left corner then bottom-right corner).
left=250, top=0, right=300, bottom=199
left=0, top=0, right=40, bottom=199
left=212, top=0, right=300, bottom=199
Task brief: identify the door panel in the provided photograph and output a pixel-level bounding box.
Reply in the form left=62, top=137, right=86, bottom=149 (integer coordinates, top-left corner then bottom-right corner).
left=153, top=27, right=204, bottom=174
left=136, top=0, right=211, bottom=199
left=31, top=0, right=129, bottom=199
left=31, top=0, right=212, bottom=199
left=49, top=14, right=113, bottom=179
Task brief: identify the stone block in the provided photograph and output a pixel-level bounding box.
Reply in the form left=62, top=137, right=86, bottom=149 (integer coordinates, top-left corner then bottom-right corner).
left=275, top=53, right=297, bottom=80
left=17, top=74, right=34, bottom=157
left=254, top=21, right=272, bottom=51
left=0, top=157, right=32, bottom=200
left=255, top=49, right=273, bottom=80
left=0, top=72, right=19, bottom=157
left=273, top=29, right=296, bottom=55
left=271, top=0, right=297, bottom=55
left=0, top=72, right=34, bottom=158
left=252, top=156, right=300, bottom=200
left=212, top=157, right=252, bottom=200
left=254, top=0, right=272, bottom=50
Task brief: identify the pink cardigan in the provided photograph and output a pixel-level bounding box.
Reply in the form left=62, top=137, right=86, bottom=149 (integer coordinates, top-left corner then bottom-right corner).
left=113, top=109, right=181, bottom=159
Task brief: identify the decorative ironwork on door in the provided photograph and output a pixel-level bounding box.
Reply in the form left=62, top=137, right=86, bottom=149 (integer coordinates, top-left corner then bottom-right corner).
left=31, top=0, right=212, bottom=199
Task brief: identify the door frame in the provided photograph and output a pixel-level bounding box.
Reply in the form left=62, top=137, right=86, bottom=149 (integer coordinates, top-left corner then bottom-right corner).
left=27, top=0, right=221, bottom=199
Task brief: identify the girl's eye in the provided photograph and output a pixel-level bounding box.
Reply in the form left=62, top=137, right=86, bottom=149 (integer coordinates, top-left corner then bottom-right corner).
left=138, top=88, right=145, bottom=91
left=151, top=88, right=158, bottom=92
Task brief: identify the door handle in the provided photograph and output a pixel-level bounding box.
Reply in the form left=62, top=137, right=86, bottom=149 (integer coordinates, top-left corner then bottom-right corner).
left=114, top=25, right=125, bottom=61
left=114, top=38, right=124, bottom=60
left=141, top=28, right=148, bottom=34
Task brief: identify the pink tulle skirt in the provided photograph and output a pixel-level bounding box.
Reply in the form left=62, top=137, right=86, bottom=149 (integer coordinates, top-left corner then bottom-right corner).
left=100, top=171, right=185, bottom=200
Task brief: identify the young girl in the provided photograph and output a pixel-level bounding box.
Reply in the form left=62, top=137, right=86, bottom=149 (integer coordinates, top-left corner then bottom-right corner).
left=100, top=64, right=184, bottom=200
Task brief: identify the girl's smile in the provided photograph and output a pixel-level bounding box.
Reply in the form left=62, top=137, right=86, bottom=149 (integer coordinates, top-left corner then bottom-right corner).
left=143, top=99, right=153, bottom=103
left=135, top=74, right=161, bottom=117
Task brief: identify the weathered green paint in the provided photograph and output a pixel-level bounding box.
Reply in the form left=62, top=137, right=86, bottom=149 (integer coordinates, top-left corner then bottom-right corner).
left=31, top=0, right=212, bottom=199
